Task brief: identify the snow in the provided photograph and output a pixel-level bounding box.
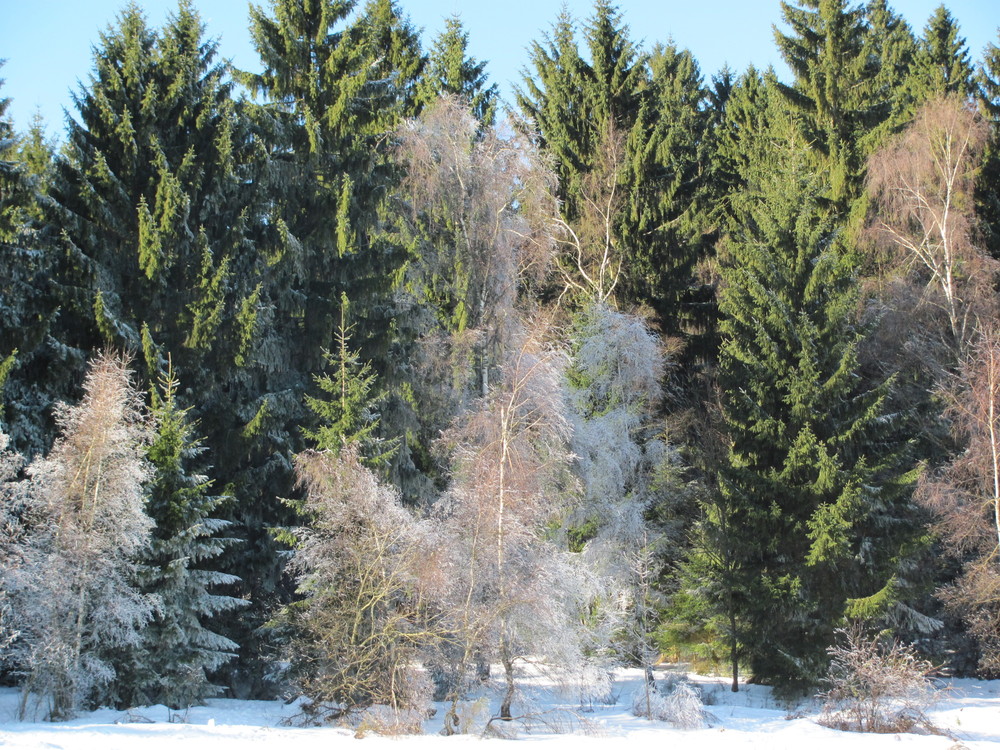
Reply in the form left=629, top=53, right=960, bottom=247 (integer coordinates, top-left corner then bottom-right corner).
left=1, top=668, right=997, bottom=749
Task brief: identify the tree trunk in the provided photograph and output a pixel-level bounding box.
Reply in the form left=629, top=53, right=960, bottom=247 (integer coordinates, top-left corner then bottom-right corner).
left=730, top=611, right=739, bottom=693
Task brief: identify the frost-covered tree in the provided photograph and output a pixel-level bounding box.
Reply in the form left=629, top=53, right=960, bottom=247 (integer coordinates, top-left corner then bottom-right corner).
left=386, top=96, right=558, bottom=503
left=431, top=325, right=583, bottom=728
left=274, top=447, right=436, bottom=721
left=564, top=302, right=680, bottom=675
left=4, top=353, right=152, bottom=720
left=0, top=431, right=26, bottom=663
left=919, top=326, right=1000, bottom=675
left=114, top=365, right=244, bottom=709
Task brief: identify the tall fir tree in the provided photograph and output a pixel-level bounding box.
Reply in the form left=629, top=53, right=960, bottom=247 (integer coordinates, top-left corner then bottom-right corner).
left=978, top=31, right=1000, bottom=258
left=47, top=1, right=296, bottom=696
left=242, top=0, right=421, bottom=377
left=774, top=0, right=878, bottom=214
left=517, top=9, right=595, bottom=223
left=862, top=0, right=918, bottom=142
left=620, top=41, right=711, bottom=351
left=234, top=0, right=424, bottom=688
left=909, top=5, right=977, bottom=103
left=416, top=15, right=498, bottom=127
left=698, top=137, right=922, bottom=689
left=519, top=2, right=711, bottom=350
left=0, top=76, right=78, bottom=457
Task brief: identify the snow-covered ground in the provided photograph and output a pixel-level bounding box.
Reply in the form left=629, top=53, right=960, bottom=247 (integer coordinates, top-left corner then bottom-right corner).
left=1, top=668, right=997, bottom=749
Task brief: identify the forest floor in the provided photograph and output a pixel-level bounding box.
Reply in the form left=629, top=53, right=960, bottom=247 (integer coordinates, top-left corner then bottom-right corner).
left=1, top=666, right=997, bottom=749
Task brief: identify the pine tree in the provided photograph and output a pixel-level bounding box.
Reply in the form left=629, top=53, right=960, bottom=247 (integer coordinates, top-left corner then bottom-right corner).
left=115, top=365, right=244, bottom=709
left=582, top=0, right=645, bottom=131
left=350, top=0, right=424, bottom=124
left=416, top=15, right=498, bottom=127
left=705, top=142, right=921, bottom=689
left=242, top=0, right=420, bottom=375
left=519, top=2, right=711, bottom=346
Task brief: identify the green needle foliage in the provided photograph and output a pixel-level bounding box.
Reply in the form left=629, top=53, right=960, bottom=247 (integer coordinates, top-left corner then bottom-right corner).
left=116, top=365, right=244, bottom=709
left=695, top=142, right=923, bottom=690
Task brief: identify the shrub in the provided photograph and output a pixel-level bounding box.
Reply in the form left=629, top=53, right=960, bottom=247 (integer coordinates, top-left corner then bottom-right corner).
left=818, top=627, right=940, bottom=734
left=631, top=673, right=705, bottom=729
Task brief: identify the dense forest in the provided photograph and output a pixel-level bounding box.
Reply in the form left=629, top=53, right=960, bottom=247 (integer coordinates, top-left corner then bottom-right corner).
left=2, top=0, right=1000, bottom=725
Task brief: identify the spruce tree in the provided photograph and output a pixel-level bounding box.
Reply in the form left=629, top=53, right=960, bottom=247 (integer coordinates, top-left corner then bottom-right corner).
left=243, top=0, right=421, bottom=376
left=909, top=5, right=976, bottom=102
left=519, top=2, right=711, bottom=347
left=863, top=0, right=918, bottom=141
left=48, top=2, right=294, bottom=696
left=582, top=0, right=645, bottom=131
left=517, top=9, right=594, bottom=222
left=978, top=32, right=1000, bottom=257
left=416, top=15, right=498, bottom=127
left=620, top=41, right=710, bottom=347
left=0, top=78, right=76, bottom=457
left=775, top=0, right=873, bottom=208
left=303, top=294, right=394, bottom=466
left=115, top=365, right=244, bottom=709
left=705, top=141, right=921, bottom=689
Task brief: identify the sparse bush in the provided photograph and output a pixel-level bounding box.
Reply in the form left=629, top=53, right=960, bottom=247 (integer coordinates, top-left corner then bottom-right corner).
left=631, top=673, right=705, bottom=729
left=818, top=627, right=940, bottom=734
left=352, top=704, right=427, bottom=738
left=274, top=447, right=437, bottom=721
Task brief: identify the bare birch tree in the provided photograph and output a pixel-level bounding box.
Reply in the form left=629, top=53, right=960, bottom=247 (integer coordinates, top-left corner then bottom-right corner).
left=395, top=96, right=559, bottom=402
left=554, top=126, right=626, bottom=305
left=431, top=322, right=584, bottom=730
left=4, top=352, right=153, bottom=719
left=919, top=326, right=1000, bottom=673
left=867, top=94, right=995, bottom=353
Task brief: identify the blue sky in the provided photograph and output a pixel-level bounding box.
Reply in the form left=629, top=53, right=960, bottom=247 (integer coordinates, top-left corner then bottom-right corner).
left=1, top=0, right=997, bottom=138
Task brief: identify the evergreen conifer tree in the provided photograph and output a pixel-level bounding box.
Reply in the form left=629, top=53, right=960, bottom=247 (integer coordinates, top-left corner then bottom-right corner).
left=416, top=15, right=498, bottom=127
left=863, top=0, right=918, bottom=140
left=48, top=2, right=295, bottom=696
left=621, top=41, right=711, bottom=349
left=519, top=2, right=710, bottom=347
left=909, top=5, right=976, bottom=102
left=0, top=77, right=76, bottom=457
left=774, top=0, right=878, bottom=212
left=700, top=141, right=921, bottom=689
left=303, top=294, right=394, bottom=467
left=517, top=9, right=594, bottom=223
left=115, top=365, right=244, bottom=709
left=977, top=32, right=1000, bottom=257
